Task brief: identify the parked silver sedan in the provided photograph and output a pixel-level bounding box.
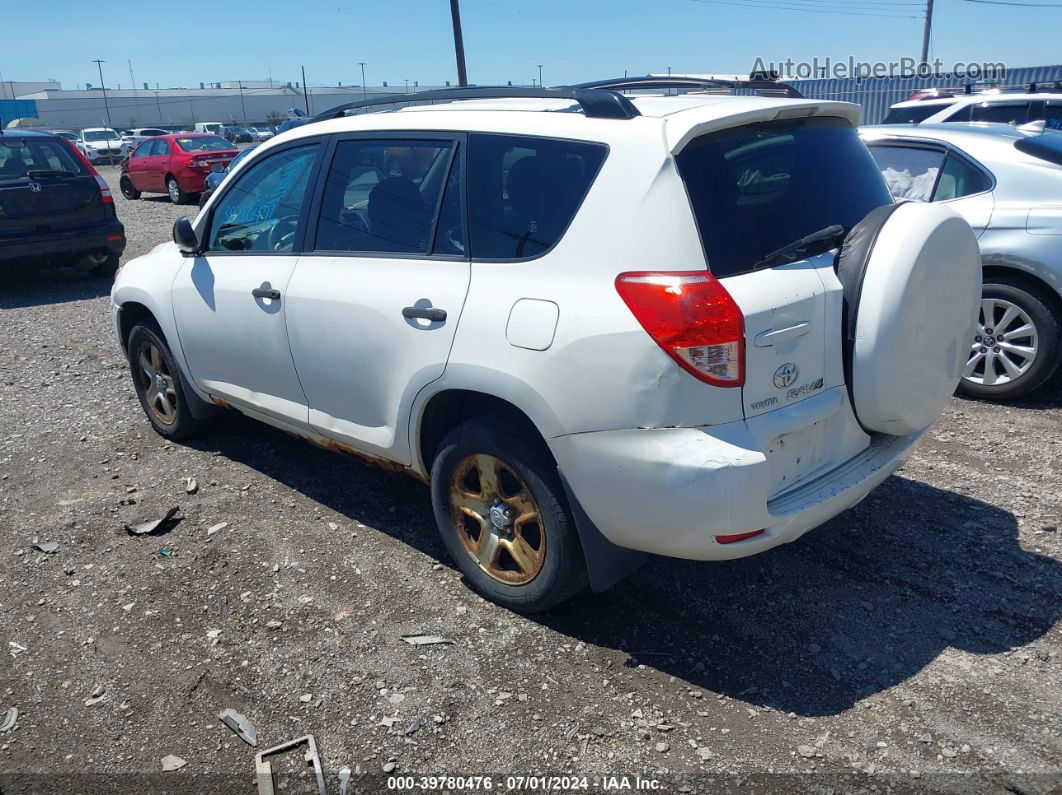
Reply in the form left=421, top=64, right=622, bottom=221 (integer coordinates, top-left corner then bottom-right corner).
left=861, top=123, right=1062, bottom=400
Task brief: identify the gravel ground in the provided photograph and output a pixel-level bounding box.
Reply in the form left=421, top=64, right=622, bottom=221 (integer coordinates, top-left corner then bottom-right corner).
left=1, top=168, right=1060, bottom=794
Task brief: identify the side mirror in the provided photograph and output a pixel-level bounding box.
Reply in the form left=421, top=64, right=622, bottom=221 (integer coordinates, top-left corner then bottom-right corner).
left=210, top=163, right=225, bottom=173
left=172, top=216, right=200, bottom=256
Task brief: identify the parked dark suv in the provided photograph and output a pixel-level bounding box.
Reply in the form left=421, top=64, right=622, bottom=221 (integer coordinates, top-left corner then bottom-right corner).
left=0, top=130, right=125, bottom=278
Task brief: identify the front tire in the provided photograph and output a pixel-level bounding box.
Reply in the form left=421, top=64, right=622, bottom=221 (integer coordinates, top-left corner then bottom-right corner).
left=166, top=176, right=189, bottom=205
left=127, top=322, right=211, bottom=440
left=957, top=278, right=1060, bottom=401
left=430, top=417, right=587, bottom=613
left=198, top=188, right=214, bottom=208
left=119, top=176, right=140, bottom=200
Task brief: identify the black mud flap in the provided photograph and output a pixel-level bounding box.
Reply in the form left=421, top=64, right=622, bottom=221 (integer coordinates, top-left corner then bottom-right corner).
left=559, top=472, right=648, bottom=592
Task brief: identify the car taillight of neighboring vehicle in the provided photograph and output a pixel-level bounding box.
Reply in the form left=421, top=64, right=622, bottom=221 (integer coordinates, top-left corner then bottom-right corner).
left=615, top=271, right=745, bottom=387
left=60, top=138, right=114, bottom=206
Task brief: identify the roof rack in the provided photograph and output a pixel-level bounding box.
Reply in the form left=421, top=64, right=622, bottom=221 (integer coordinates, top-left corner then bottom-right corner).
left=572, top=75, right=805, bottom=99
left=312, top=85, right=640, bottom=123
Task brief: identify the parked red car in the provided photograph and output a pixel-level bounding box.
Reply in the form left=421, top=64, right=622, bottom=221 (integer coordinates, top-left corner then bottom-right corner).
left=119, top=134, right=239, bottom=204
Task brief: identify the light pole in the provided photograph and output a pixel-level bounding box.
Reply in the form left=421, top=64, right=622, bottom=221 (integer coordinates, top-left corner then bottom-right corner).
left=92, top=59, right=113, bottom=129
left=538, top=64, right=543, bottom=88
left=359, top=62, right=367, bottom=99
left=405, top=79, right=409, bottom=93
left=449, top=0, right=468, bottom=87
left=920, top=0, right=934, bottom=66
left=237, top=80, right=248, bottom=126
left=153, top=91, right=162, bottom=125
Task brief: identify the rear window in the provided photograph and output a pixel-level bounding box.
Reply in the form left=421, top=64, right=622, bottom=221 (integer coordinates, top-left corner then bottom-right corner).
left=882, top=104, right=949, bottom=124
left=175, top=136, right=231, bottom=152
left=676, top=116, right=892, bottom=278
left=1015, top=133, right=1062, bottom=167
left=0, top=139, right=84, bottom=179
left=467, top=133, right=607, bottom=260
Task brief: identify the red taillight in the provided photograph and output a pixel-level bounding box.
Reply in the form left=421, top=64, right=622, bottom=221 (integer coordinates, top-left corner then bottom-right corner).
left=615, top=271, right=745, bottom=387
left=59, top=139, right=112, bottom=204
left=715, top=529, right=764, bottom=544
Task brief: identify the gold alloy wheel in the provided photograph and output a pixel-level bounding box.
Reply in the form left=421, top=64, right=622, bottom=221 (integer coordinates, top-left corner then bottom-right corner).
left=449, top=453, right=546, bottom=585
left=135, top=340, right=178, bottom=426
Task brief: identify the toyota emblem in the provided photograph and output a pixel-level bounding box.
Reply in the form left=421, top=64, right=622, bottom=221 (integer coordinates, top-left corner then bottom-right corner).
left=773, top=362, right=799, bottom=389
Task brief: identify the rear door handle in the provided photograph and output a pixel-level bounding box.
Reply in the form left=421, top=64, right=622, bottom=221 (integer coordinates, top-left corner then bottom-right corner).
left=402, top=306, right=447, bottom=322
left=252, top=287, right=281, bottom=300
left=754, top=321, right=811, bottom=347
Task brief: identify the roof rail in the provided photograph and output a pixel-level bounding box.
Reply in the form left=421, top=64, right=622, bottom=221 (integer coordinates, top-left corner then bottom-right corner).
left=312, top=85, right=640, bottom=123
left=572, top=75, right=805, bottom=99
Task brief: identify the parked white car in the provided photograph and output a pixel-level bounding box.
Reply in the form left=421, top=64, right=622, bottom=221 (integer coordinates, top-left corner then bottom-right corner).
left=247, top=126, right=274, bottom=142
left=861, top=122, right=1062, bottom=400
left=884, top=89, right=1062, bottom=127
left=121, top=127, right=169, bottom=148
left=76, top=127, right=127, bottom=164
left=111, top=81, right=981, bottom=611
left=194, top=122, right=224, bottom=135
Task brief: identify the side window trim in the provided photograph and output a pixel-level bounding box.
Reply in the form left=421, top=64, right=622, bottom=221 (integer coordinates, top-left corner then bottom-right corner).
left=196, top=136, right=329, bottom=256
left=426, top=142, right=460, bottom=257
left=301, top=130, right=468, bottom=260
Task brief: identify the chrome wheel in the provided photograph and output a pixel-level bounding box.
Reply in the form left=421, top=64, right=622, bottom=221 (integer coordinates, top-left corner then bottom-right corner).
left=135, top=340, right=178, bottom=426
left=449, top=453, right=546, bottom=585
left=167, top=178, right=181, bottom=204
left=964, top=298, right=1038, bottom=386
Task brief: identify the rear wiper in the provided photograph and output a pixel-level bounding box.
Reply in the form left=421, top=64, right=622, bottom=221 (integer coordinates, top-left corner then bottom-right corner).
left=25, top=169, right=73, bottom=178
left=753, top=224, right=846, bottom=270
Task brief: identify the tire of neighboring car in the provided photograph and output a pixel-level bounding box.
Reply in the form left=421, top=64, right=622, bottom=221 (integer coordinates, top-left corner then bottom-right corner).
left=88, top=253, right=120, bottom=279
left=127, top=321, right=211, bottom=440
left=166, top=175, right=190, bottom=205
left=119, top=176, right=140, bottom=200
left=429, top=416, right=588, bottom=613
left=198, top=188, right=214, bottom=208
left=957, top=278, right=1060, bottom=401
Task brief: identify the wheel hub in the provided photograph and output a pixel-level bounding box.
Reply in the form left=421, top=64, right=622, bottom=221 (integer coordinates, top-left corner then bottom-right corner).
left=488, top=502, right=514, bottom=531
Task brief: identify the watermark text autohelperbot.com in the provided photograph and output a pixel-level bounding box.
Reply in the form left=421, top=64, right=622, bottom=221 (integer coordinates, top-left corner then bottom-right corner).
left=753, top=56, right=1007, bottom=81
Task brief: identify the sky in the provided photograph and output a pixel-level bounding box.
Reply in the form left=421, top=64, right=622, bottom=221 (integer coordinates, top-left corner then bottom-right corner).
left=2, top=0, right=1059, bottom=92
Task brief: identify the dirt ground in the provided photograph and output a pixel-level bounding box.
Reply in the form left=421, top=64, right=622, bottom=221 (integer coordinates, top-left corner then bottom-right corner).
left=0, top=166, right=1060, bottom=794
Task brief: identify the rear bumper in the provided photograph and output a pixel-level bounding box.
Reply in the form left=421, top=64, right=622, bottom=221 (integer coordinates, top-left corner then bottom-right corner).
left=0, top=220, right=126, bottom=265
left=551, top=390, right=925, bottom=561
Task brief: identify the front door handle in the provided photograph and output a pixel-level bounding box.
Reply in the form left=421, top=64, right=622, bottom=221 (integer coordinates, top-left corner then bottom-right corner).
left=252, top=287, right=281, bottom=300
left=402, top=306, right=447, bottom=322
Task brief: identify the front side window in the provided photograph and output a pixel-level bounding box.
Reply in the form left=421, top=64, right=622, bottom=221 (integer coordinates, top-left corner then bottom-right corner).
left=207, top=143, right=320, bottom=253
left=466, top=133, right=607, bottom=260
left=867, top=145, right=945, bottom=201
left=314, top=138, right=455, bottom=254
left=676, top=117, right=892, bottom=277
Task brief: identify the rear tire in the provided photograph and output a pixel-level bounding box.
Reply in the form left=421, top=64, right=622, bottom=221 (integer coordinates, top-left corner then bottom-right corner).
left=198, top=188, right=214, bottom=208
left=957, top=278, right=1060, bottom=401
left=119, top=176, right=140, bottom=200
left=166, top=175, right=189, bottom=205
left=429, top=416, right=587, bottom=613
left=127, top=321, right=211, bottom=441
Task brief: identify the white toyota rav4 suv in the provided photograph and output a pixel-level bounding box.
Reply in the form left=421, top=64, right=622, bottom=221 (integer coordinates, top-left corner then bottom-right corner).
left=110, top=79, right=982, bottom=612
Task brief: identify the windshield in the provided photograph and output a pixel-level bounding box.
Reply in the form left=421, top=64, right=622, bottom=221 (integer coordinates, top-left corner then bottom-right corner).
left=676, top=116, right=893, bottom=277
left=882, top=104, right=950, bottom=124
left=84, top=129, right=121, bottom=142
left=176, top=136, right=233, bottom=152
left=0, top=139, right=83, bottom=179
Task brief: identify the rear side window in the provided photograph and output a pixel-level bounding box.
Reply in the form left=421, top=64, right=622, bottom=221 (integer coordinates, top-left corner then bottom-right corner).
left=676, top=117, right=892, bottom=277
left=882, top=104, right=948, bottom=124
left=467, top=133, right=607, bottom=260
left=958, top=102, right=1030, bottom=124
left=0, top=139, right=83, bottom=178
left=867, top=145, right=945, bottom=201
left=314, top=138, right=456, bottom=255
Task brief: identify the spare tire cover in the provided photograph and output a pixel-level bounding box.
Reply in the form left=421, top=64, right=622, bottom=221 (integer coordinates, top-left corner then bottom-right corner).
left=839, top=202, right=981, bottom=436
